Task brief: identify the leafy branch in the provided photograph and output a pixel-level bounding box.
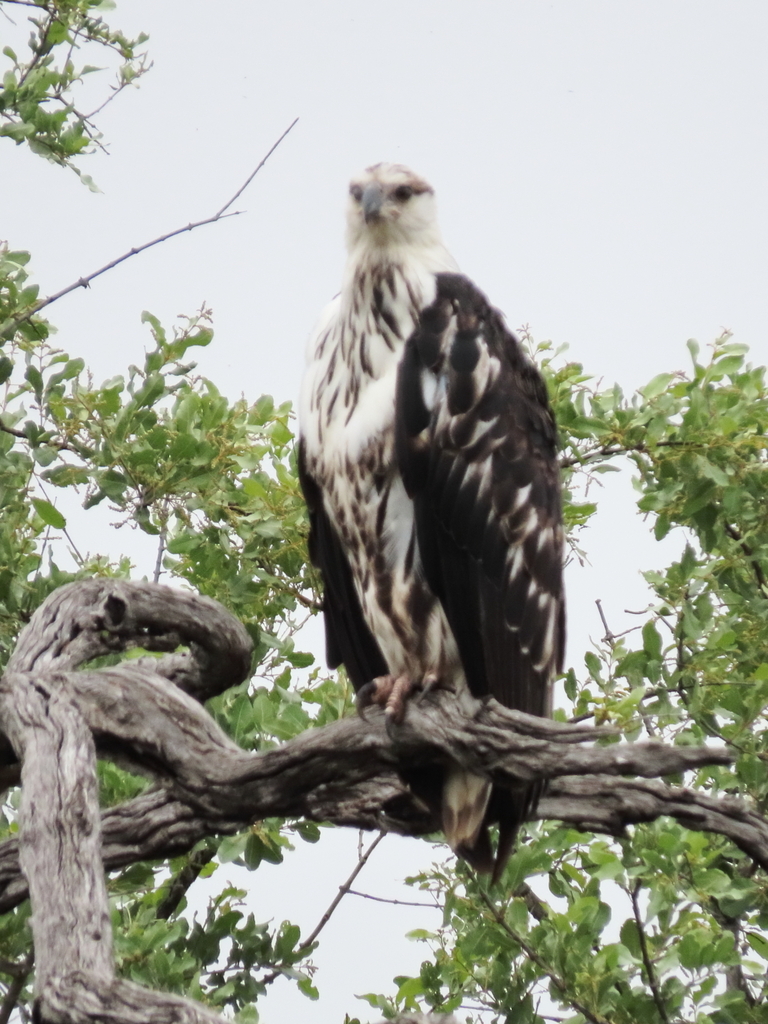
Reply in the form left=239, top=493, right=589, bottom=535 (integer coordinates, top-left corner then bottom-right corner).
left=0, top=0, right=151, bottom=180
left=477, top=889, right=615, bottom=1024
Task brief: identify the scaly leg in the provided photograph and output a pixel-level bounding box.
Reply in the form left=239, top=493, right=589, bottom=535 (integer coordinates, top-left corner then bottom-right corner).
left=357, top=673, right=423, bottom=723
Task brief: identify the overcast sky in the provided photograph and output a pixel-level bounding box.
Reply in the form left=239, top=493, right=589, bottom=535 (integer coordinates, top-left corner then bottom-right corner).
left=3, top=2, right=768, bottom=1021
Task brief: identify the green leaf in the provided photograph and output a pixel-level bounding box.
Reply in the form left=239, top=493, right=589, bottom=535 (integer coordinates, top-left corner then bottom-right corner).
left=24, top=364, right=43, bottom=401
left=31, top=498, right=66, bottom=529
left=642, top=621, right=663, bottom=660
left=746, top=931, right=768, bottom=959
left=640, top=372, right=674, bottom=400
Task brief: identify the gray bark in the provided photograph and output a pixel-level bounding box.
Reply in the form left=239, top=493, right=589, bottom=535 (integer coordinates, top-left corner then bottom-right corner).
left=0, top=580, right=759, bottom=1024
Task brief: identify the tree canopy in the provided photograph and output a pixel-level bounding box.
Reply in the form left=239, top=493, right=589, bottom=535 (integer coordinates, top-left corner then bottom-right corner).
left=2, top=5, right=768, bottom=1023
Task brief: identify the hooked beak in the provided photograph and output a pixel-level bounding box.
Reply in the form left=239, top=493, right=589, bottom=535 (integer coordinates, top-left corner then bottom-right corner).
left=361, top=183, right=384, bottom=223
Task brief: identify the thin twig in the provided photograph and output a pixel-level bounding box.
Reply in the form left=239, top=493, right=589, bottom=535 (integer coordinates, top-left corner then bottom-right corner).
left=35, top=480, right=84, bottom=567
left=300, top=830, right=385, bottom=951
left=347, top=888, right=438, bottom=909
left=0, top=417, right=73, bottom=452
left=260, top=830, right=385, bottom=985
left=2, top=119, right=299, bottom=336
left=0, top=420, right=26, bottom=441
left=477, top=889, right=615, bottom=1024
left=153, top=523, right=167, bottom=585
left=214, top=117, right=298, bottom=218
left=289, top=589, right=323, bottom=612
left=17, top=11, right=54, bottom=90
left=630, top=882, right=670, bottom=1024
left=82, top=60, right=154, bottom=121
left=514, top=881, right=549, bottom=922
left=560, top=438, right=698, bottom=469
left=595, top=599, right=614, bottom=642
left=0, top=952, right=33, bottom=1024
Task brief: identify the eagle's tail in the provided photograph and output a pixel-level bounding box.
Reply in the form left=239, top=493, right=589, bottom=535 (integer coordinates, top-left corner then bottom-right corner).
left=443, top=770, right=540, bottom=883
left=442, top=768, right=493, bottom=871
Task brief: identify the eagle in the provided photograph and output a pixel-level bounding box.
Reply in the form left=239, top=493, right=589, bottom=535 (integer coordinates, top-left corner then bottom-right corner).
left=298, top=163, right=565, bottom=880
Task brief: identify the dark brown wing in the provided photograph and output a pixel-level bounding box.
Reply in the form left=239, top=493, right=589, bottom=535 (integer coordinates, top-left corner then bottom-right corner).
left=395, top=273, right=565, bottom=872
left=297, top=439, right=388, bottom=689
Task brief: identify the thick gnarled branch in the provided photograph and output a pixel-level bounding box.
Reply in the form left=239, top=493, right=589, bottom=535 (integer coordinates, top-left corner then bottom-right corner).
left=0, top=580, right=759, bottom=1024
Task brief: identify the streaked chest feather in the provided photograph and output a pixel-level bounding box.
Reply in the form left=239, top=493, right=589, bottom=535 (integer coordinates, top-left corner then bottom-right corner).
left=300, top=263, right=458, bottom=677
left=300, top=261, right=436, bottom=463
left=301, top=262, right=425, bottom=559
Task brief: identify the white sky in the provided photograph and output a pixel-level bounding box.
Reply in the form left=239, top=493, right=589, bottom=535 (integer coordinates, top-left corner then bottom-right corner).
left=2, top=2, right=768, bottom=1021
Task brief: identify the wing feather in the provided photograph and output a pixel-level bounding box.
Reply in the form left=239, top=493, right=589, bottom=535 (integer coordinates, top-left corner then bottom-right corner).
left=395, top=272, right=565, bottom=716
left=297, top=440, right=388, bottom=689
left=396, top=273, right=564, bottom=874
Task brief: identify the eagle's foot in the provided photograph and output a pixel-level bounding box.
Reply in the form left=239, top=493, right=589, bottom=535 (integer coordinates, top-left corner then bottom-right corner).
left=357, top=673, right=421, bottom=723
left=417, top=672, right=440, bottom=702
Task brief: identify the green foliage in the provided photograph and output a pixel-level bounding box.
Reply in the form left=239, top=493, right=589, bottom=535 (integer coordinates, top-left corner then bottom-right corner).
left=0, top=0, right=149, bottom=184
left=111, top=877, right=318, bottom=1014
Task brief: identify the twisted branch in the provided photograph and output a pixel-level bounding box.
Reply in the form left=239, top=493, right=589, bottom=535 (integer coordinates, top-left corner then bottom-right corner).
left=0, top=580, right=758, bottom=1024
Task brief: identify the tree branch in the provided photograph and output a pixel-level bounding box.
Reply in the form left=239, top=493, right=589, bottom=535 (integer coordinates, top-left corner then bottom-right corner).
left=0, top=953, right=33, bottom=1024
left=630, top=882, right=669, bottom=1024
left=0, top=580, right=761, bottom=1024
left=1, top=119, right=298, bottom=337
left=0, top=421, right=26, bottom=442
left=559, top=438, right=698, bottom=469
left=156, top=846, right=216, bottom=921
left=347, top=889, right=438, bottom=909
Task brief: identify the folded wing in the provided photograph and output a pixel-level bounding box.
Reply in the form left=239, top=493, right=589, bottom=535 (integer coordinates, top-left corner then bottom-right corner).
left=395, top=272, right=565, bottom=861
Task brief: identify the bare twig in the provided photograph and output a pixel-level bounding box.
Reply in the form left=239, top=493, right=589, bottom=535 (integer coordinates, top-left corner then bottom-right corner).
left=260, top=830, right=385, bottom=985
left=81, top=59, right=154, bottom=121
left=35, top=480, right=84, bottom=567
left=2, top=119, right=299, bottom=336
left=303, top=831, right=384, bottom=949
left=347, top=888, right=438, bottom=909
left=214, top=118, right=298, bottom=218
left=630, top=883, right=669, bottom=1024
left=595, top=599, right=614, bottom=642
left=153, top=522, right=167, bottom=584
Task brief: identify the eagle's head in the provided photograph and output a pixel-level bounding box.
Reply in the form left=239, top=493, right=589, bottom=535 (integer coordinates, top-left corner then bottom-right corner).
left=345, top=163, right=443, bottom=254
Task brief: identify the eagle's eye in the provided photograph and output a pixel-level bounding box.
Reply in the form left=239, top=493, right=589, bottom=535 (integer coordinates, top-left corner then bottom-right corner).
left=393, top=184, right=414, bottom=202
left=349, top=184, right=363, bottom=201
